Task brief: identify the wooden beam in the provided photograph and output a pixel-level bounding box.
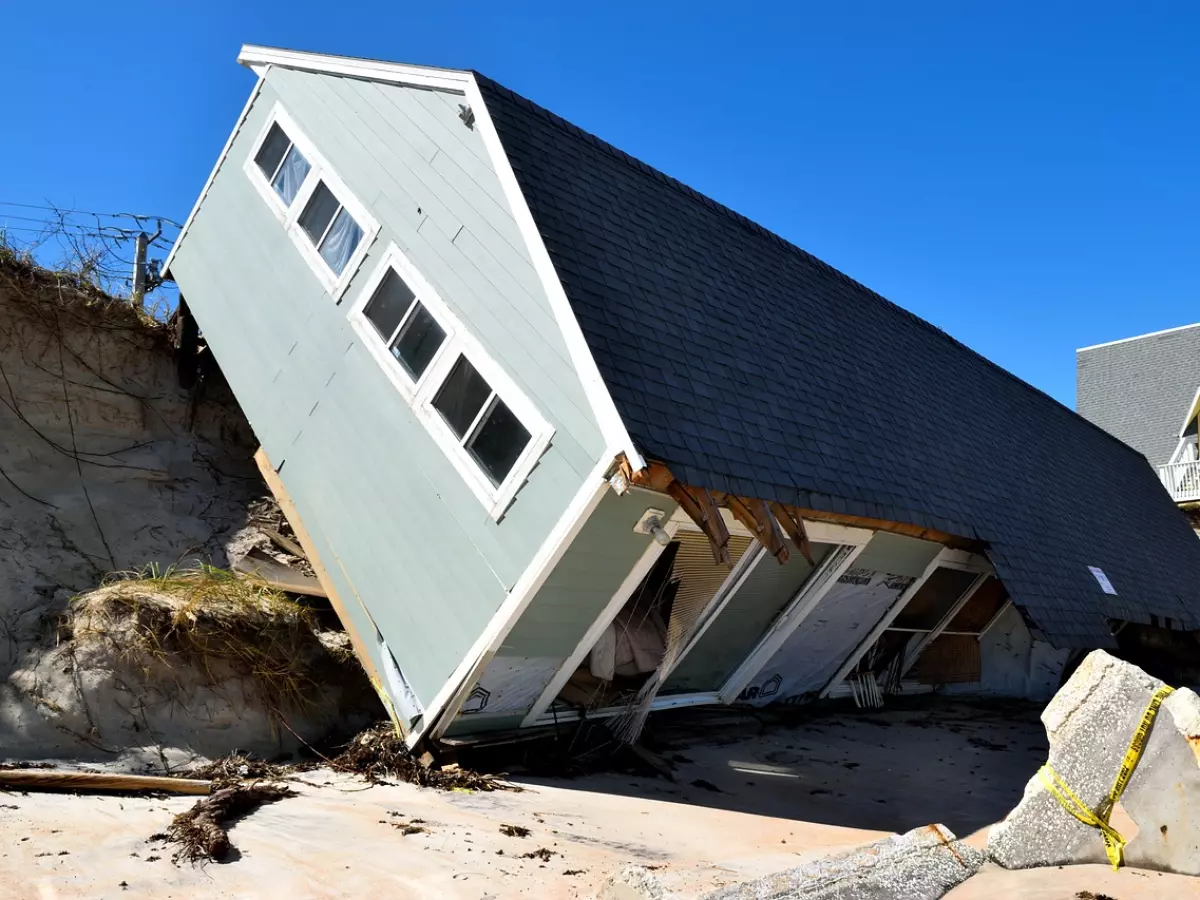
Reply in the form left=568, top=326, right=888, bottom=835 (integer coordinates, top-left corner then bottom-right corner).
left=233, top=551, right=326, bottom=597
left=615, top=453, right=985, bottom=560
left=254, top=449, right=386, bottom=693
left=779, top=503, right=983, bottom=552
left=727, top=495, right=789, bottom=564
left=0, top=770, right=211, bottom=795
left=666, top=481, right=731, bottom=566
left=769, top=502, right=815, bottom=565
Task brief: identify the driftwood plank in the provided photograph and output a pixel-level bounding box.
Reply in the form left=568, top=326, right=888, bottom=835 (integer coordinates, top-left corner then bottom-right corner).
left=233, top=551, right=326, bottom=598
left=0, top=770, right=211, bottom=795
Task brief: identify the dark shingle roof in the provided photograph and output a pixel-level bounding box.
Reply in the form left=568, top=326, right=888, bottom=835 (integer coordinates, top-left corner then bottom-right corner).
left=1077, top=325, right=1200, bottom=467
left=476, top=76, right=1200, bottom=648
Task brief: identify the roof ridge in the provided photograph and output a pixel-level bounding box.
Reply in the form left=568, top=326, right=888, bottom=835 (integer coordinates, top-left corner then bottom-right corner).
left=474, top=72, right=1149, bottom=465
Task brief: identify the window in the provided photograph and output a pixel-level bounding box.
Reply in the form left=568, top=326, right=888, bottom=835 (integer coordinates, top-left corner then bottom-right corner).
left=349, top=244, right=553, bottom=517
left=432, top=356, right=532, bottom=485
left=297, top=181, right=365, bottom=276
left=253, top=123, right=310, bottom=206
left=244, top=104, right=378, bottom=298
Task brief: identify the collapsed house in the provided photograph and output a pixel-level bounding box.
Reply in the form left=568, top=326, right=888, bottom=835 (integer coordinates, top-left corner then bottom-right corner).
left=163, top=45, right=1200, bottom=747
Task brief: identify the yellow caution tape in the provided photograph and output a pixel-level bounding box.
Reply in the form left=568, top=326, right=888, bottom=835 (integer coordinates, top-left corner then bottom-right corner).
left=1038, top=683, right=1175, bottom=870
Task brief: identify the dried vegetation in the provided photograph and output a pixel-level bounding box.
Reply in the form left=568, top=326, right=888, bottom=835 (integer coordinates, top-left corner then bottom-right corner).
left=68, top=564, right=341, bottom=714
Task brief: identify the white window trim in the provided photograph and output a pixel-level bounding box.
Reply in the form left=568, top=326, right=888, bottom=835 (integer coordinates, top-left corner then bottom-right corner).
left=243, top=102, right=380, bottom=300
left=349, top=243, right=555, bottom=519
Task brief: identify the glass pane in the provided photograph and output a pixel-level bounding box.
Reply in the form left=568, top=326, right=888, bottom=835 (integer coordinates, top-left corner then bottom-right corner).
left=467, top=399, right=531, bottom=485
left=317, top=207, right=364, bottom=275
left=254, top=123, right=290, bottom=179
left=392, top=302, right=446, bottom=379
left=271, top=145, right=311, bottom=206
left=432, top=355, right=492, bottom=439
left=298, top=181, right=340, bottom=246
left=363, top=270, right=415, bottom=342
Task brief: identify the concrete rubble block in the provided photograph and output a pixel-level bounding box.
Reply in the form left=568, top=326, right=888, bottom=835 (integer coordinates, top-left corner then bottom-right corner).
left=698, top=825, right=984, bottom=900
left=597, top=865, right=679, bottom=900
left=987, top=649, right=1200, bottom=875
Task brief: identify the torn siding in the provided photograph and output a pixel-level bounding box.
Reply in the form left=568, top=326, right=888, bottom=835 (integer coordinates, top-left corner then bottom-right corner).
left=168, top=68, right=605, bottom=711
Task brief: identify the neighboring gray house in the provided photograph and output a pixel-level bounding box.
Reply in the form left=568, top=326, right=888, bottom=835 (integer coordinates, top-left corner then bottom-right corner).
left=1077, top=324, right=1200, bottom=505
left=165, top=46, right=1200, bottom=749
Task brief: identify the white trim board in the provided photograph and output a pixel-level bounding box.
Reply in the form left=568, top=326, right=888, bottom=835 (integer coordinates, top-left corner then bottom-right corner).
left=1077, top=321, right=1200, bottom=353
left=421, top=451, right=616, bottom=744
left=718, top=541, right=868, bottom=703
left=818, top=550, right=993, bottom=698
left=463, top=73, right=646, bottom=473
left=238, top=45, right=473, bottom=92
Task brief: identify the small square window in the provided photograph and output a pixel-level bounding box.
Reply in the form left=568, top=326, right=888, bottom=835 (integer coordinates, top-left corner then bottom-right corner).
left=254, top=124, right=290, bottom=179
left=254, top=123, right=310, bottom=207
left=272, top=146, right=311, bottom=206
left=392, top=303, right=446, bottom=380
left=433, top=356, right=492, bottom=439
left=299, top=182, right=340, bottom=245
left=318, top=207, right=364, bottom=275
left=363, top=269, right=415, bottom=341
left=467, top=399, right=531, bottom=485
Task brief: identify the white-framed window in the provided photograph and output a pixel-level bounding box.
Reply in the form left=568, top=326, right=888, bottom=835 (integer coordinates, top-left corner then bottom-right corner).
left=349, top=243, right=554, bottom=518
left=243, top=103, right=379, bottom=299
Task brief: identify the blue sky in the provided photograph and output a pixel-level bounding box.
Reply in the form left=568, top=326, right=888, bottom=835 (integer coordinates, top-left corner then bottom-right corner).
left=4, top=3, right=1196, bottom=407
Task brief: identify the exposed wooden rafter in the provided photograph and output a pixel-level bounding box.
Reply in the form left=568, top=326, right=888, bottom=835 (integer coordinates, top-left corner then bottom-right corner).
left=768, top=501, right=816, bottom=566
left=666, top=481, right=732, bottom=566
left=616, top=454, right=984, bottom=564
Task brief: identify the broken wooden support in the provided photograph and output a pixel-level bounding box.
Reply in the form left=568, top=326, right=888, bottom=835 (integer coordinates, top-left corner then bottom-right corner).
left=726, top=495, right=790, bottom=564
left=616, top=454, right=984, bottom=562
left=768, top=501, right=816, bottom=566
left=0, top=770, right=211, bottom=795
left=233, top=550, right=326, bottom=597
left=666, top=481, right=732, bottom=566
left=263, top=527, right=306, bottom=559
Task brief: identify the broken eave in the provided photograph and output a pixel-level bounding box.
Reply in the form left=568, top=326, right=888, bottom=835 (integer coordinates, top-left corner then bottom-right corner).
left=615, top=454, right=986, bottom=567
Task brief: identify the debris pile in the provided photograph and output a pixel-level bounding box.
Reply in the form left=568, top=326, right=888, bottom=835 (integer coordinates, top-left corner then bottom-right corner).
left=167, top=783, right=295, bottom=863
left=330, top=723, right=519, bottom=792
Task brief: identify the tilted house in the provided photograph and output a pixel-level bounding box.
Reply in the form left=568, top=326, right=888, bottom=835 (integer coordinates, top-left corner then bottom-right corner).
left=166, top=46, right=1200, bottom=746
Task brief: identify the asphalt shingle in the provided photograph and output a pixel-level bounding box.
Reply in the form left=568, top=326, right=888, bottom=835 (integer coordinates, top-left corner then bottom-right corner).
left=477, top=75, right=1200, bottom=649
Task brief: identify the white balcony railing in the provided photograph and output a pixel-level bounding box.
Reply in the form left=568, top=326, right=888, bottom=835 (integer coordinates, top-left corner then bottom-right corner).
left=1159, top=460, right=1200, bottom=504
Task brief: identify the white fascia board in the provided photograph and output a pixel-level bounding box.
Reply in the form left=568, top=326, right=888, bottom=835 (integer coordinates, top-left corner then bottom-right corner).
left=1077, top=321, right=1200, bottom=353
left=417, top=450, right=618, bottom=745
left=237, top=45, right=472, bottom=92
left=463, top=74, right=647, bottom=473
left=162, top=73, right=266, bottom=276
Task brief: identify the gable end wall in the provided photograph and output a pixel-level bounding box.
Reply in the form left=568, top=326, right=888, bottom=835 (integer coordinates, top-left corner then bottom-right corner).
left=1077, top=325, right=1200, bottom=467
left=168, top=68, right=605, bottom=707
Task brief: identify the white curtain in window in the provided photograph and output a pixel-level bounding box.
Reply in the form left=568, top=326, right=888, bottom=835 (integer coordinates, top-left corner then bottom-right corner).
left=319, top=208, right=364, bottom=274
left=272, top=147, right=310, bottom=206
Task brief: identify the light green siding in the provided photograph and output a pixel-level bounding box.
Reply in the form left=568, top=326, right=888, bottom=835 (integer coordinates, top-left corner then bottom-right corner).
left=168, top=69, right=605, bottom=711
left=449, top=489, right=680, bottom=728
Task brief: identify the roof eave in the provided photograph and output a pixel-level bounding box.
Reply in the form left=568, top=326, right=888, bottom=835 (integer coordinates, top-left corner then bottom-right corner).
left=236, top=45, right=474, bottom=92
